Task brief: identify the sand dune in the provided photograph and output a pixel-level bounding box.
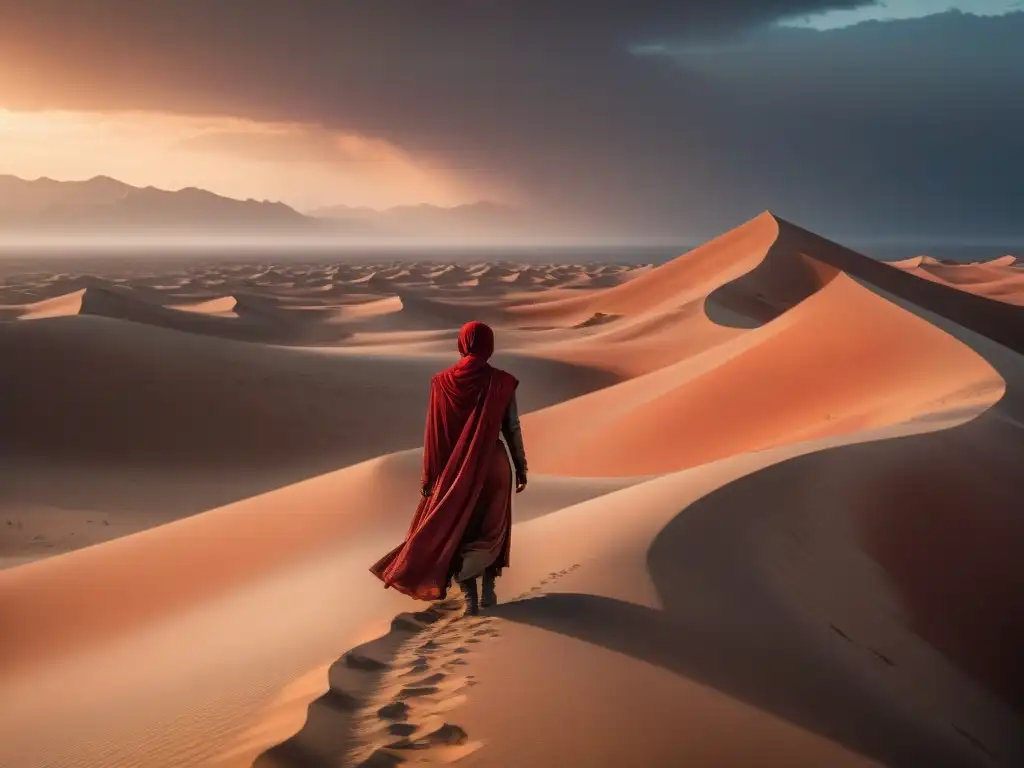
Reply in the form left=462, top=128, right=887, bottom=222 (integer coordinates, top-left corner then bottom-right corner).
left=890, top=253, right=1024, bottom=307
left=0, top=213, right=1021, bottom=768
left=0, top=313, right=617, bottom=566
left=169, top=296, right=240, bottom=316
left=524, top=271, right=1001, bottom=476
left=523, top=217, right=1008, bottom=474
left=14, top=288, right=88, bottom=319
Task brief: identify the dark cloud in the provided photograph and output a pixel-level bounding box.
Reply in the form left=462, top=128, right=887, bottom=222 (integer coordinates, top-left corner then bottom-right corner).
left=0, top=3, right=1020, bottom=240
left=655, top=11, right=1024, bottom=239
left=0, top=2, right=870, bottom=130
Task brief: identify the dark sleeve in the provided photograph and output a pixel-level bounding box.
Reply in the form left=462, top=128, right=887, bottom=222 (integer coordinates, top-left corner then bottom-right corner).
left=421, top=379, right=440, bottom=493
left=500, top=392, right=528, bottom=475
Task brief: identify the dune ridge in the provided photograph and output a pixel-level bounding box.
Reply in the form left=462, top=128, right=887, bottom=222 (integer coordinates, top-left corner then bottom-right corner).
left=889, top=252, right=1024, bottom=308
left=0, top=212, right=1021, bottom=768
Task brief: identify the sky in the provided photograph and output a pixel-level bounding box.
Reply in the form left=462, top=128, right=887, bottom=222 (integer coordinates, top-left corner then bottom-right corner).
left=0, top=1, right=1021, bottom=240
left=783, top=0, right=1022, bottom=28
left=0, top=110, right=483, bottom=211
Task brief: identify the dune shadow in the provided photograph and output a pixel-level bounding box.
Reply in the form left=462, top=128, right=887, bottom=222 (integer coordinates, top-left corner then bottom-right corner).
left=778, top=218, right=1024, bottom=355
left=494, top=323, right=1023, bottom=767
left=704, top=222, right=841, bottom=328
left=0, top=313, right=621, bottom=530
left=494, top=590, right=967, bottom=767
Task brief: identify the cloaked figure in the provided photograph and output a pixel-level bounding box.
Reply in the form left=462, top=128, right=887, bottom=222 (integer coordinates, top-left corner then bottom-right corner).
left=370, top=321, right=528, bottom=614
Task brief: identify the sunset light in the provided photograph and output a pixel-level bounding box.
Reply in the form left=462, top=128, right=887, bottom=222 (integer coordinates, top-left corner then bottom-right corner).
left=0, top=6, right=1021, bottom=767
left=0, top=109, right=481, bottom=211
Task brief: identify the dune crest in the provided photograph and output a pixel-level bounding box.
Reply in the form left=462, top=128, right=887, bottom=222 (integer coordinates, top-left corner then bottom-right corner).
left=523, top=217, right=1003, bottom=475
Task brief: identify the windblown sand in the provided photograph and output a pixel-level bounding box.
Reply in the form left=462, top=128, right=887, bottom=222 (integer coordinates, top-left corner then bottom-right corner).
left=0, top=215, right=1021, bottom=768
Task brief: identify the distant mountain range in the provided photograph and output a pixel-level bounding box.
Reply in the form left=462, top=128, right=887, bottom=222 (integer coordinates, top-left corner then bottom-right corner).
left=0, top=175, right=310, bottom=233
left=0, top=175, right=528, bottom=240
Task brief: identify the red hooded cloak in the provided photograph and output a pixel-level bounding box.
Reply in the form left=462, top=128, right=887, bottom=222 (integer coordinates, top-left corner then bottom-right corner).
left=370, top=321, right=519, bottom=601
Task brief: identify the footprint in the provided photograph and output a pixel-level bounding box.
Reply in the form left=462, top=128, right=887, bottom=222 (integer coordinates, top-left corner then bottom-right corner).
left=386, top=723, right=419, bottom=737
left=411, top=672, right=447, bottom=686
left=426, top=724, right=469, bottom=746
left=377, top=702, right=410, bottom=721
left=412, top=609, right=446, bottom=624
left=400, top=657, right=431, bottom=676
left=386, top=736, right=431, bottom=751
left=345, top=653, right=390, bottom=672
left=397, top=685, right=440, bottom=700
left=391, top=608, right=449, bottom=633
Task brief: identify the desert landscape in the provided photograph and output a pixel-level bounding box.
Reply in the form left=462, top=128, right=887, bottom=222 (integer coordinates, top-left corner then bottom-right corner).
left=0, top=212, right=1021, bottom=767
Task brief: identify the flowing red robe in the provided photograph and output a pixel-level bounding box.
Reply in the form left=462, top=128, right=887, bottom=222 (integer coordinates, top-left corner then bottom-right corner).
left=370, top=351, right=518, bottom=601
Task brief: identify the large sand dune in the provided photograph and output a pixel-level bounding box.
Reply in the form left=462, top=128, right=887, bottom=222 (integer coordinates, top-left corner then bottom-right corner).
left=0, top=213, right=1021, bottom=768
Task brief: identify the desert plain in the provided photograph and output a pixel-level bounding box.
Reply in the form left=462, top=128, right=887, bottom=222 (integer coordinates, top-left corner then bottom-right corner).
left=0, top=212, right=1021, bottom=767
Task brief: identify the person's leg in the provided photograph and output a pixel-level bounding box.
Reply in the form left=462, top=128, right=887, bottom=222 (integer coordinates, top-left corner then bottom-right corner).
left=460, top=576, right=479, bottom=615
left=481, top=566, right=498, bottom=608
left=455, top=443, right=513, bottom=586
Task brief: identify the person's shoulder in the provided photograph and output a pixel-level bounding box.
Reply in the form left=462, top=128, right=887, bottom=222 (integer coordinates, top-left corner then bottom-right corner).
left=490, top=366, right=519, bottom=389
left=430, top=365, right=457, bottom=386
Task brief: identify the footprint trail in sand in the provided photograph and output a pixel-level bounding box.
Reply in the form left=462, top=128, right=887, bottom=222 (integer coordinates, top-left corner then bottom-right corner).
left=258, top=566, right=582, bottom=768
left=349, top=565, right=582, bottom=766
left=350, top=605, right=490, bottom=767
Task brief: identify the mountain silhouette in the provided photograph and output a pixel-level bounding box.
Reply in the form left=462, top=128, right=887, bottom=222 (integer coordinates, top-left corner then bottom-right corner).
left=0, top=176, right=530, bottom=239
left=0, top=175, right=315, bottom=234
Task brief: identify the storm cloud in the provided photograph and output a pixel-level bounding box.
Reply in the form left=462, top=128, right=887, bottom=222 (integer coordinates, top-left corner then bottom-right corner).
left=0, top=2, right=1020, bottom=239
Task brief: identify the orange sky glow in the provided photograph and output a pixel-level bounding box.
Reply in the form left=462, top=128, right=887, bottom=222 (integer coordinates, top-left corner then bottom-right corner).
left=0, top=108, right=495, bottom=211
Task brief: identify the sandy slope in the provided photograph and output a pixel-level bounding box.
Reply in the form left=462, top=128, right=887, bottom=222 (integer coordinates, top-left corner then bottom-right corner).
left=0, top=315, right=619, bottom=562
left=890, top=254, right=1024, bottom=307
left=1, top=213, right=1021, bottom=768
left=523, top=271, right=999, bottom=476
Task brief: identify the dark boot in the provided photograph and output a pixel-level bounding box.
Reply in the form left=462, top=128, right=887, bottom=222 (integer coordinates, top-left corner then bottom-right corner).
left=481, top=572, right=497, bottom=608
left=460, top=578, right=479, bottom=616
